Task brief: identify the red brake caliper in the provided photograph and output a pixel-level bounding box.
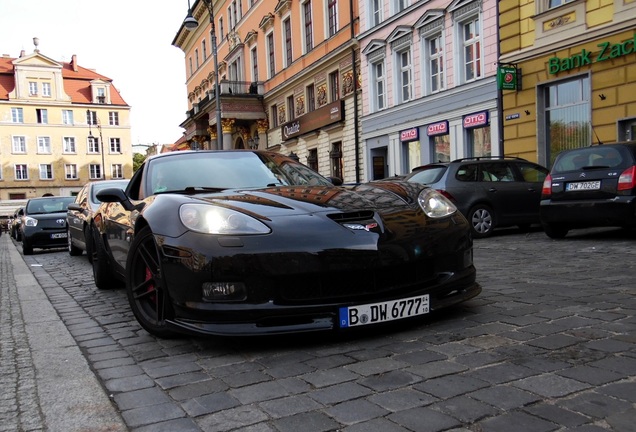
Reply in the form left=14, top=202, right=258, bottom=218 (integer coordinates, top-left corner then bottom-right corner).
left=145, top=267, right=156, bottom=304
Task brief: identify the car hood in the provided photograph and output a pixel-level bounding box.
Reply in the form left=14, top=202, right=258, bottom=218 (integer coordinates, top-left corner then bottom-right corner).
left=186, top=182, right=424, bottom=217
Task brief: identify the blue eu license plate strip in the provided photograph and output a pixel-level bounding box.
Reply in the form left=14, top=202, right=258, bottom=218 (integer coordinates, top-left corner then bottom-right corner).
left=339, top=295, right=430, bottom=328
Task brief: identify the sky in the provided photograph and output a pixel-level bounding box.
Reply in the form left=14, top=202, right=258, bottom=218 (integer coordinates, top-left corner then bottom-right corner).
left=0, top=0, right=191, bottom=148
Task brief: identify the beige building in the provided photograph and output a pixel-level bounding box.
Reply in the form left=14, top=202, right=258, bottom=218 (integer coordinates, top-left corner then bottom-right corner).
left=0, top=42, right=132, bottom=207
left=172, top=0, right=362, bottom=182
left=499, top=0, right=636, bottom=166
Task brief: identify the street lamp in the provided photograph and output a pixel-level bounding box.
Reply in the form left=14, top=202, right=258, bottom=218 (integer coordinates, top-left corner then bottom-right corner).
left=183, top=0, right=223, bottom=150
left=87, top=109, right=106, bottom=180
left=247, top=134, right=260, bottom=149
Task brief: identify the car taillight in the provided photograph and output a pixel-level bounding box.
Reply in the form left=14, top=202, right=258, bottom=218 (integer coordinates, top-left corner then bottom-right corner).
left=542, top=174, right=552, bottom=197
left=617, top=166, right=636, bottom=191
left=437, top=189, right=456, bottom=203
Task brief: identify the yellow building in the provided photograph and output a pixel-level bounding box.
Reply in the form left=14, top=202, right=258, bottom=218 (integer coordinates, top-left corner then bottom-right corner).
left=0, top=43, right=132, bottom=203
left=499, top=0, right=636, bottom=166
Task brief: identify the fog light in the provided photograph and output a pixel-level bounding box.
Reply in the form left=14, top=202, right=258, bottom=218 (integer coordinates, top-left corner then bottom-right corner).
left=202, top=282, right=247, bottom=302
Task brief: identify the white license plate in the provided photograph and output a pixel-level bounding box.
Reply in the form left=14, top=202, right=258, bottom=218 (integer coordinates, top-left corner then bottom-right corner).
left=51, top=233, right=67, bottom=239
left=566, top=181, right=600, bottom=191
left=339, top=295, right=430, bottom=328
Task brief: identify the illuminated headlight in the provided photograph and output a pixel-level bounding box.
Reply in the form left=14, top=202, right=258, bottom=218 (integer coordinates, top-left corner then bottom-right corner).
left=417, top=189, right=457, bottom=218
left=24, top=216, right=39, bottom=227
left=202, top=282, right=247, bottom=302
left=179, top=204, right=271, bottom=235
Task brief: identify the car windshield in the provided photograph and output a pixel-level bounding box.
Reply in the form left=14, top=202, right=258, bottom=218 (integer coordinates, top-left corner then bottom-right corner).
left=27, top=197, right=75, bottom=214
left=552, top=146, right=628, bottom=173
left=405, top=166, right=447, bottom=184
left=147, top=151, right=334, bottom=195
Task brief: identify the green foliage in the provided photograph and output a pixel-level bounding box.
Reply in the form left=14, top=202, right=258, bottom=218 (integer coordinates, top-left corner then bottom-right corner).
left=133, top=153, right=146, bottom=172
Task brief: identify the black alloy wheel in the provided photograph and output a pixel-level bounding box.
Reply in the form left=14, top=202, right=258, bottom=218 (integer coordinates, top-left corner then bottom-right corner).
left=125, top=226, right=177, bottom=338
left=468, top=204, right=495, bottom=238
left=68, top=228, right=82, bottom=256
left=91, top=226, right=116, bottom=289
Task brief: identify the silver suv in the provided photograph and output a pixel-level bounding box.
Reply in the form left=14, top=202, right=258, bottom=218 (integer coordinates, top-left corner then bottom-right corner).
left=540, top=142, right=636, bottom=238
left=405, top=157, right=549, bottom=238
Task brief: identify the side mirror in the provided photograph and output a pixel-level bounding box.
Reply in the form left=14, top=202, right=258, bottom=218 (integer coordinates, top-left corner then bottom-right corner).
left=96, top=188, right=135, bottom=212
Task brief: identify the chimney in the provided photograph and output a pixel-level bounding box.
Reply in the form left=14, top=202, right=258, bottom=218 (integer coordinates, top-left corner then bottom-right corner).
left=71, top=54, right=78, bottom=72
left=20, top=50, right=25, bottom=58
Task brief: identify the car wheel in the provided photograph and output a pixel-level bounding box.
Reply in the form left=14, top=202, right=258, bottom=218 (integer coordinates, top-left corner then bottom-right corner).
left=468, top=204, right=495, bottom=238
left=126, top=226, right=178, bottom=338
left=22, top=238, right=33, bottom=255
left=543, top=223, right=569, bottom=239
left=91, top=227, right=115, bottom=289
left=84, top=226, right=94, bottom=263
left=68, top=228, right=83, bottom=256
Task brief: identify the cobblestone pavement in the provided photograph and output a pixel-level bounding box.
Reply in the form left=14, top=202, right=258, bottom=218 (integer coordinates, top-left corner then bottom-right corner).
left=2, top=227, right=635, bottom=431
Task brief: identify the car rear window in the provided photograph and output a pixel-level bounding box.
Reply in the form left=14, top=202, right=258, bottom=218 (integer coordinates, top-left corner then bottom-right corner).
left=406, top=166, right=447, bottom=184
left=552, top=146, right=632, bottom=174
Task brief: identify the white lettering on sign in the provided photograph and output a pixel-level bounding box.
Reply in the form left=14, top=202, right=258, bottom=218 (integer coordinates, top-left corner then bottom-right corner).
left=427, top=122, right=447, bottom=135
left=283, top=121, right=301, bottom=139
left=463, top=112, right=488, bottom=128
left=400, top=129, right=418, bottom=141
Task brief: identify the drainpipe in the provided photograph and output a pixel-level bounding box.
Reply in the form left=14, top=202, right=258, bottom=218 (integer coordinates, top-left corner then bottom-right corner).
left=350, top=0, right=361, bottom=183
left=496, top=0, right=504, bottom=156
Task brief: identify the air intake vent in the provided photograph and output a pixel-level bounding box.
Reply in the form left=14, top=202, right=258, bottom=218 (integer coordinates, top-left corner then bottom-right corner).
left=327, top=210, right=375, bottom=223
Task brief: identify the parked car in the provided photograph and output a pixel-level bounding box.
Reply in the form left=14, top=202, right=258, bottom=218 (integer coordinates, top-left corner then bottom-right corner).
left=404, top=157, right=549, bottom=238
left=19, top=196, right=75, bottom=255
left=67, top=179, right=129, bottom=260
left=540, top=142, right=636, bottom=238
left=91, top=150, right=481, bottom=338
left=10, top=207, right=24, bottom=241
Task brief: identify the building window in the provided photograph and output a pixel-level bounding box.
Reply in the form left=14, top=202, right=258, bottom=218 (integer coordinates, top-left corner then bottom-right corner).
left=88, top=136, right=100, bottom=154
left=65, top=164, right=78, bottom=180
left=109, top=111, right=119, bottom=126
left=11, top=108, right=23, bottom=123
left=369, top=0, right=382, bottom=27
left=97, top=88, right=106, bottom=104
left=271, top=104, right=278, bottom=127
left=112, top=164, right=124, bottom=179
left=37, top=137, right=51, bottom=153
left=29, top=81, right=38, bottom=95
left=202, top=39, right=207, bottom=60
left=15, top=164, right=28, bottom=180
left=195, top=49, right=200, bottom=69
left=63, top=137, right=76, bottom=153
left=330, top=142, right=343, bottom=180
left=544, top=0, right=574, bottom=11
left=219, top=18, right=224, bottom=41
left=307, top=84, right=315, bottom=112
left=303, top=1, right=313, bottom=53
left=460, top=16, right=481, bottom=82
left=426, top=33, right=445, bottom=93
left=371, top=61, right=386, bottom=111
left=189, top=57, right=193, bottom=76
left=110, top=138, right=121, bottom=154
left=62, top=110, right=74, bottom=125
left=283, top=17, right=293, bottom=67
left=42, top=82, right=51, bottom=97
left=327, top=0, right=338, bottom=37
left=287, top=95, right=295, bottom=121
left=89, top=164, right=102, bottom=180
left=251, top=47, right=259, bottom=82
left=397, top=49, right=413, bottom=103
left=39, top=164, right=53, bottom=180
left=267, top=32, right=275, bottom=78
left=307, top=148, right=318, bottom=171
left=394, top=0, right=409, bottom=13
left=329, top=70, right=339, bottom=102
left=542, top=76, right=591, bottom=165
left=87, top=110, right=97, bottom=125
left=36, top=108, right=48, bottom=124
left=12, top=136, right=26, bottom=153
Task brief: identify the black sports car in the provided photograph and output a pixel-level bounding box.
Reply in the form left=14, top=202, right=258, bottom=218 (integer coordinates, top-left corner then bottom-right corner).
left=92, top=150, right=481, bottom=338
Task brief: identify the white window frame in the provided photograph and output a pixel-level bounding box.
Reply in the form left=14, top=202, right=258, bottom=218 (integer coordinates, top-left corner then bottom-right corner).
left=371, top=60, right=386, bottom=112
left=266, top=32, right=275, bottom=78
left=12, top=136, right=26, bottom=153
left=11, top=108, right=23, bottom=123
left=369, top=0, right=383, bottom=27
left=455, top=10, right=483, bottom=84
left=112, top=164, right=124, bottom=179
left=37, top=108, right=48, bottom=124
left=302, top=0, right=314, bottom=54
left=39, top=164, right=53, bottom=180
left=42, top=82, right=51, bottom=97
left=63, top=137, right=77, bottom=153
left=109, top=137, right=121, bottom=154
left=65, top=164, right=78, bottom=180
left=37, top=136, right=51, bottom=154
left=395, top=48, right=413, bottom=103
left=109, top=111, right=119, bottom=126
left=15, top=164, right=29, bottom=180
left=88, top=136, right=100, bottom=154
left=282, top=15, right=293, bottom=68
left=327, top=0, right=338, bottom=37
left=392, top=0, right=409, bottom=14
left=423, top=30, right=445, bottom=95
left=62, top=110, right=74, bottom=125
left=89, top=164, right=102, bottom=180
left=29, top=81, right=38, bottom=95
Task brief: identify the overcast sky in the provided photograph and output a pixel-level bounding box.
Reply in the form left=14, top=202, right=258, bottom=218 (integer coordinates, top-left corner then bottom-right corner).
left=0, top=0, right=191, bottom=148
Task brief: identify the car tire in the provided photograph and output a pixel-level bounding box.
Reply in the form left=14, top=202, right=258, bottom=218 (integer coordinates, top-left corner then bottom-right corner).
left=68, top=228, right=83, bottom=256
left=468, top=204, right=495, bottom=238
left=543, top=223, right=569, bottom=239
left=126, top=226, right=178, bottom=338
left=92, top=227, right=116, bottom=289
left=22, top=238, right=33, bottom=255
left=84, top=226, right=94, bottom=263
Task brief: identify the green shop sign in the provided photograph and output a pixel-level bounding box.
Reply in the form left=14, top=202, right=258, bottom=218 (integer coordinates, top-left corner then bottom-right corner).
left=497, top=66, right=519, bottom=90
left=548, top=33, right=636, bottom=74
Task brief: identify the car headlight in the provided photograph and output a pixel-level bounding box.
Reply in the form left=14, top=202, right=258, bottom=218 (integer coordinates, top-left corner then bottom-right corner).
left=417, top=189, right=457, bottom=218
left=24, top=216, right=39, bottom=227
left=179, top=204, right=271, bottom=235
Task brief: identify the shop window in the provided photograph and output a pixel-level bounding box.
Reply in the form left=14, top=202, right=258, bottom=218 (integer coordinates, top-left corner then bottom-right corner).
left=330, top=142, right=343, bottom=180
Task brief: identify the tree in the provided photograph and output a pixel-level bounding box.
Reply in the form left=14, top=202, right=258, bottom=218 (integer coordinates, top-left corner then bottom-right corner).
left=133, top=153, right=146, bottom=172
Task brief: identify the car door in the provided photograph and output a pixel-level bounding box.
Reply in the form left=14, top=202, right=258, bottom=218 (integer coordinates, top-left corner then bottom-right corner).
left=477, top=162, right=531, bottom=224
left=67, top=185, right=89, bottom=244
left=513, top=161, right=548, bottom=221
